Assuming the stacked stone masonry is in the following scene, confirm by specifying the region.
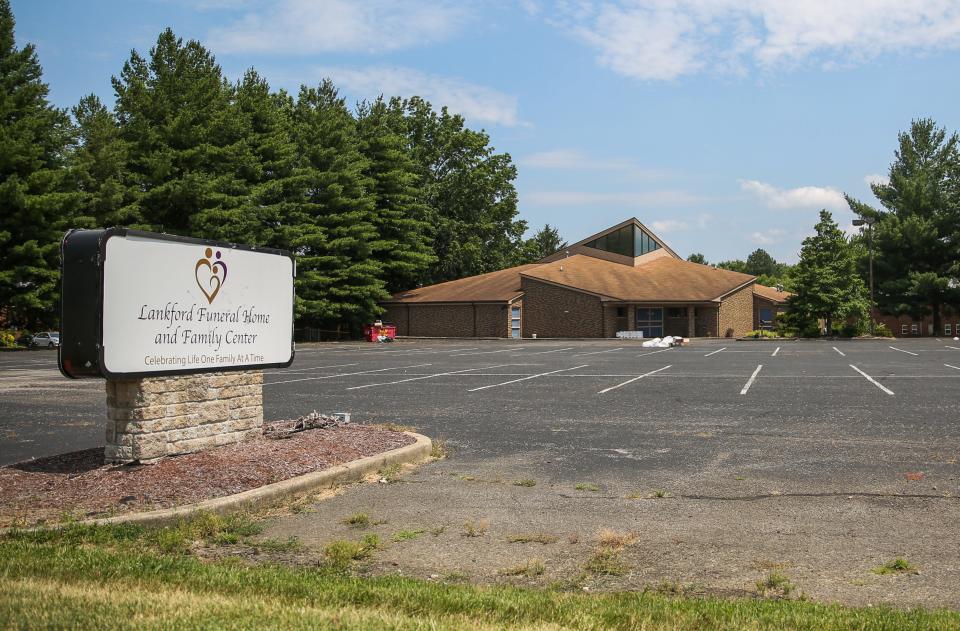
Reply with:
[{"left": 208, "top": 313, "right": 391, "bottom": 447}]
[{"left": 105, "top": 370, "right": 264, "bottom": 464}]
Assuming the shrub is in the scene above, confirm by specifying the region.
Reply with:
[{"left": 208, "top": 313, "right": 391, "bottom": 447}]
[
  {"left": 0, "top": 330, "right": 16, "bottom": 348},
  {"left": 874, "top": 322, "right": 894, "bottom": 337}
]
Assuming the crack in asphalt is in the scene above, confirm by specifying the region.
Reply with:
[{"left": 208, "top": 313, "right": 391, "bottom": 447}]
[{"left": 557, "top": 492, "right": 957, "bottom": 501}]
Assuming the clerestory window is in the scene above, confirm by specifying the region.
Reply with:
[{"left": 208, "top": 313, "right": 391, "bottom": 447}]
[{"left": 584, "top": 224, "right": 661, "bottom": 258}]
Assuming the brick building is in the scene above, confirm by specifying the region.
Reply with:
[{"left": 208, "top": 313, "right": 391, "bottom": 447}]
[{"left": 382, "top": 218, "right": 788, "bottom": 339}]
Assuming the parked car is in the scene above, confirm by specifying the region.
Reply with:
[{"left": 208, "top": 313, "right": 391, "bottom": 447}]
[{"left": 31, "top": 331, "right": 60, "bottom": 348}]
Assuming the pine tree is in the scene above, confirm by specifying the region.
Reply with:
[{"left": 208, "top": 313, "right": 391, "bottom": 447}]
[
  {"left": 517, "top": 224, "right": 567, "bottom": 262},
  {"left": 70, "top": 94, "right": 137, "bottom": 227},
  {"left": 289, "top": 81, "right": 386, "bottom": 332},
  {"left": 356, "top": 96, "right": 435, "bottom": 293},
  {"left": 845, "top": 119, "right": 960, "bottom": 331},
  {"left": 193, "top": 69, "right": 298, "bottom": 249},
  {"left": 789, "top": 210, "right": 869, "bottom": 334},
  {"left": 112, "top": 28, "right": 247, "bottom": 237},
  {"left": 0, "top": 0, "right": 80, "bottom": 327}
]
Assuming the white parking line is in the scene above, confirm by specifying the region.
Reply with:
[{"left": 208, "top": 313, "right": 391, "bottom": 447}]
[
  {"left": 946, "top": 364, "right": 960, "bottom": 371},
  {"left": 637, "top": 347, "right": 674, "bottom": 357},
  {"left": 889, "top": 346, "right": 919, "bottom": 356},
  {"left": 850, "top": 364, "right": 894, "bottom": 395},
  {"left": 947, "top": 346, "right": 960, "bottom": 351},
  {"left": 467, "top": 365, "right": 588, "bottom": 392},
  {"left": 451, "top": 348, "right": 526, "bottom": 357},
  {"left": 574, "top": 347, "right": 623, "bottom": 357},
  {"left": 346, "top": 363, "right": 515, "bottom": 390},
  {"left": 704, "top": 347, "right": 726, "bottom": 357},
  {"left": 832, "top": 346, "right": 846, "bottom": 357},
  {"left": 271, "top": 363, "right": 359, "bottom": 375},
  {"left": 597, "top": 365, "right": 672, "bottom": 394},
  {"left": 264, "top": 363, "right": 432, "bottom": 387},
  {"left": 740, "top": 364, "right": 763, "bottom": 395},
  {"left": 524, "top": 347, "right": 575, "bottom": 355},
  {"left": 771, "top": 346, "right": 780, "bottom": 357}
]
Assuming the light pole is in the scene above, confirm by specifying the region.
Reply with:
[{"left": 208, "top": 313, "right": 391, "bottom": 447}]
[{"left": 853, "top": 217, "right": 876, "bottom": 334}]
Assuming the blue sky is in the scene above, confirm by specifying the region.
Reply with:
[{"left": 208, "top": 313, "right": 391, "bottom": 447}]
[{"left": 12, "top": 0, "right": 960, "bottom": 263}]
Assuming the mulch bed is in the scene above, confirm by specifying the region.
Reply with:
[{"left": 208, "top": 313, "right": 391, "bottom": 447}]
[{"left": 0, "top": 424, "right": 414, "bottom": 527}]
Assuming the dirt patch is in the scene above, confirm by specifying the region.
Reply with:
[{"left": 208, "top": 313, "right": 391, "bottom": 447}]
[{"left": 0, "top": 424, "right": 413, "bottom": 527}]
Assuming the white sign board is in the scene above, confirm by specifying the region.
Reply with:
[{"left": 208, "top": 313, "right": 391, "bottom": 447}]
[{"left": 100, "top": 232, "right": 294, "bottom": 377}]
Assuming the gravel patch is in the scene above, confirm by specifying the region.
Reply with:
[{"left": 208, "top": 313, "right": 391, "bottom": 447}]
[{"left": 0, "top": 424, "right": 414, "bottom": 526}]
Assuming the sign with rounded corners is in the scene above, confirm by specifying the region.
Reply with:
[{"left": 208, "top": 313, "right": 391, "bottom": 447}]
[{"left": 60, "top": 228, "right": 295, "bottom": 379}]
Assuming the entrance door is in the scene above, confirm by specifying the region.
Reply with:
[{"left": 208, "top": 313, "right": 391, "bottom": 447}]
[
  {"left": 758, "top": 308, "right": 773, "bottom": 331},
  {"left": 635, "top": 307, "right": 663, "bottom": 338}
]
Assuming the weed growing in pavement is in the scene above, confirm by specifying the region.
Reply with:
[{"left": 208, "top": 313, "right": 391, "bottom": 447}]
[
  {"left": 506, "top": 533, "right": 558, "bottom": 544},
  {"left": 595, "top": 529, "right": 638, "bottom": 549},
  {"left": 323, "top": 534, "right": 380, "bottom": 571},
  {"left": 548, "top": 572, "right": 588, "bottom": 591},
  {"left": 584, "top": 548, "right": 628, "bottom": 576},
  {"left": 430, "top": 526, "right": 445, "bottom": 536},
  {"left": 252, "top": 537, "right": 303, "bottom": 553},
  {"left": 392, "top": 529, "right": 426, "bottom": 542},
  {"left": 575, "top": 483, "right": 600, "bottom": 492},
  {"left": 430, "top": 437, "right": 448, "bottom": 459},
  {"left": 378, "top": 463, "right": 403, "bottom": 483},
  {"left": 499, "top": 559, "right": 546, "bottom": 577},
  {"left": 872, "top": 558, "right": 918, "bottom": 575},
  {"left": 513, "top": 479, "right": 536, "bottom": 487},
  {"left": 343, "top": 513, "right": 386, "bottom": 528},
  {"left": 756, "top": 572, "right": 795, "bottom": 599},
  {"left": 462, "top": 519, "right": 489, "bottom": 537},
  {"left": 650, "top": 490, "right": 670, "bottom": 498}
]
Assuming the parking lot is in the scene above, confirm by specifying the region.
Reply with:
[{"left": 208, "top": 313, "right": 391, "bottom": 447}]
[
  {"left": 2, "top": 338, "right": 959, "bottom": 606},
  {"left": 3, "top": 338, "right": 960, "bottom": 484}
]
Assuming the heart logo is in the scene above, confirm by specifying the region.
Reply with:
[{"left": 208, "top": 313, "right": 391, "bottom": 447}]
[{"left": 195, "top": 248, "right": 228, "bottom": 304}]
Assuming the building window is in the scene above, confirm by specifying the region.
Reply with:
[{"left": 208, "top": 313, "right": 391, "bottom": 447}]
[
  {"left": 584, "top": 224, "right": 661, "bottom": 258},
  {"left": 616, "top": 307, "right": 626, "bottom": 317},
  {"left": 901, "top": 324, "right": 909, "bottom": 336},
  {"left": 666, "top": 307, "right": 685, "bottom": 318},
  {"left": 911, "top": 323, "right": 919, "bottom": 336},
  {"left": 511, "top": 306, "right": 521, "bottom": 339},
  {"left": 635, "top": 307, "right": 663, "bottom": 338},
  {"left": 946, "top": 323, "right": 952, "bottom": 336}
]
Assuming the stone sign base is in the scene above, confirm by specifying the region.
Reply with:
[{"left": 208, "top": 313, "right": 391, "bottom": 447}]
[{"left": 105, "top": 370, "right": 263, "bottom": 464}]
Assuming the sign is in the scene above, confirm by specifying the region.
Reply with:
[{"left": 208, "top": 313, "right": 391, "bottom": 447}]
[{"left": 60, "top": 229, "right": 295, "bottom": 378}]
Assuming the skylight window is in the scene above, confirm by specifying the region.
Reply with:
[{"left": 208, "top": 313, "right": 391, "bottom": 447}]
[{"left": 584, "top": 224, "right": 661, "bottom": 257}]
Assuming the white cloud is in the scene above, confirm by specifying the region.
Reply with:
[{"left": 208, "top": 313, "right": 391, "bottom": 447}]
[
  {"left": 549, "top": 1, "right": 960, "bottom": 80},
  {"left": 651, "top": 219, "right": 688, "bottom": 233},
  {"left": 318, "top": 66, "right": 520, "bottom": 127},
  {"left": 750, "top": 228, "right": 787, "bottom": 245},
  {"left": 864, "top": 173, "right": 890, "bottom": 187},
  {"left": 524, "top": 190, "right": 705, "bottom": 206},
  {"left": 520, "top": 149, "right": 671, "bottom": 178},
  {"left": 740, "top": 179, "right": 847, "bottom": 210},
  {"left": 208, "top": 0, "right": 468, "bottom": 54}
]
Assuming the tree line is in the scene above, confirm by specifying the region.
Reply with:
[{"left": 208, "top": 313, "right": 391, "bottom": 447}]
[{"left": 0, "top": 2, "right": 557, "bottom": 333}]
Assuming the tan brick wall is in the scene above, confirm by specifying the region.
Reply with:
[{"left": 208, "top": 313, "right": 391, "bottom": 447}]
[
  {"left": 407, "top": 304, "right": 474, "bottom": 337},
  {"left": 382, "top": 303, "right": 510, "bottom": 337},
  {"left": 382, "top": 305, "right": 409, "bottom": 335},
  {"left": 695, "top": 306, "right": 719, "bottom": 337},
  {"left": 105, "top": 370, "right": 263, "bottom": 464},
  {"left": 718, "top": 284, "right": 755, "bottom": 338},
  {"left": 520, "top": 278, "right": 604, "bottom": 338}
]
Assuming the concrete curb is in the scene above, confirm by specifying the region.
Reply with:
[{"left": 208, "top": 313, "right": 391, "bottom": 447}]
[{"left": 4, "top": 432, "right": 432, "bottom": 532}]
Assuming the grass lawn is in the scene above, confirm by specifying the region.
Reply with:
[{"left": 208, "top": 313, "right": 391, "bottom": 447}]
[{"left": 1, "top": 516, "right": 958, "bottom": 630}]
